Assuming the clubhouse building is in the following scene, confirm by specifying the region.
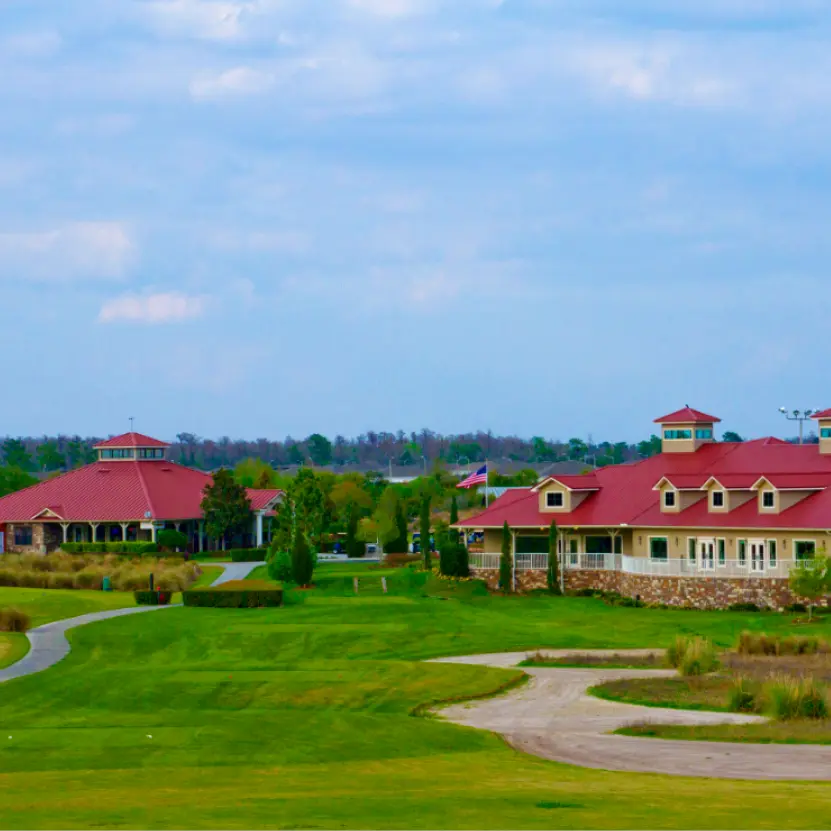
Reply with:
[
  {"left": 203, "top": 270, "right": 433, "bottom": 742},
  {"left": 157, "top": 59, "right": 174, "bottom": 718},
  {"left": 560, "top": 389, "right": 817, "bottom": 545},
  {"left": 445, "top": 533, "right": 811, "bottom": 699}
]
[
  {"left": 0, "top": 433, "right": 282, "bottom": 554},
  {"left": 457, "top": 407, "right": 831, "bottom": 609}
]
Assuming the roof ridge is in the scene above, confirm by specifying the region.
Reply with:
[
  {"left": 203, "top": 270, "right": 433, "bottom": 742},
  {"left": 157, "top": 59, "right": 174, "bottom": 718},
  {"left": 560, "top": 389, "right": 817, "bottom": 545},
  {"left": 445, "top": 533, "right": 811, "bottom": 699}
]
[{"left": 133, "top": 461, "right": 157, "bottom": 519}]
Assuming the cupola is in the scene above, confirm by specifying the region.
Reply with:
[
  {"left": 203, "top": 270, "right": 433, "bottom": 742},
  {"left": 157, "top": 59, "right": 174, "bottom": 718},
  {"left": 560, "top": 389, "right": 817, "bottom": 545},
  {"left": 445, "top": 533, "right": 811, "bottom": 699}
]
[
  {"left": 654, "top": 407, "right": 720, "bottom": 454},
  {"left": 93, "top": 432, "right": 169, "bottom": 462}
]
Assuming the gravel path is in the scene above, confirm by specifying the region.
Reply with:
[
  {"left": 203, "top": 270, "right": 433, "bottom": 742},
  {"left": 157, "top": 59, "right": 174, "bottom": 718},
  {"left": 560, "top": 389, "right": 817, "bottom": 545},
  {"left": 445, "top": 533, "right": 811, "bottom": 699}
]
[
  {"left": 0, "top": 561, "right": 260, "bottom": 684},
  {"left": 430, "top": 651, "right": 831, "bottom": 781}
]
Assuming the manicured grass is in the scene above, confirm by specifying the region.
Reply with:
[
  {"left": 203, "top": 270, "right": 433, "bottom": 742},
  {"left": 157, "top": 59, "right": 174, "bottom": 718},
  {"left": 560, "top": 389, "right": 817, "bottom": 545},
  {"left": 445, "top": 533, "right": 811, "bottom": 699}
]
[
  {"left": 617, "top": 721, "right": 831, "bottom": 744},
  {"left": 0, "top": 579, "right": 830, "bottom": 828},
  {"left": 0, "top": 633, "right": 29, "bottom": 670},
  {"left": 0, "top": 586, "right": 136, "bottom": 628}
]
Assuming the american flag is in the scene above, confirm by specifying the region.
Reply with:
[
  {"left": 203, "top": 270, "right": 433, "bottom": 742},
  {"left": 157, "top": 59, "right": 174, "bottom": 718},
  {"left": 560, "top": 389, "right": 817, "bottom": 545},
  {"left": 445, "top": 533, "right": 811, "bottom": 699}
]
[{"left": 457, "top": 464, "right": 487, "bottom": 489}]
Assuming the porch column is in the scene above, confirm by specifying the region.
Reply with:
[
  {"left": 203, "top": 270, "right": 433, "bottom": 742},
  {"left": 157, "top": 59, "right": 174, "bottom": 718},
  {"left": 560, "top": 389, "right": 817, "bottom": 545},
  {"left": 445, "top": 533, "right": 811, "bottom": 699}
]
[
  {"left": 89, "top": 522, "right": 99, "bottom": 543},
  {"left": 150, "top": 524, "right": 157, "bottom": 543},
  {"left": 174, "top": 522, "right": 181, "bottom": 531},
  {"left": 255, "top": 513, "right": 264, "bottom": 548},
  {"left": 60, "top": 523, "right": 69, "bottom": 544},
  {"left": 120, "top": 522, "right": 129, "bottom": 541}
]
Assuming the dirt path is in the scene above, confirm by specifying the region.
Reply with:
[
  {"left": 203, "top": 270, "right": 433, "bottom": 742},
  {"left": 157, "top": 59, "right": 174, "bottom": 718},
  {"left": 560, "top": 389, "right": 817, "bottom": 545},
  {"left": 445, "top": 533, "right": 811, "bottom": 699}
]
[{"left": 430, "top": 651, "right": 831, "bottom": 781}]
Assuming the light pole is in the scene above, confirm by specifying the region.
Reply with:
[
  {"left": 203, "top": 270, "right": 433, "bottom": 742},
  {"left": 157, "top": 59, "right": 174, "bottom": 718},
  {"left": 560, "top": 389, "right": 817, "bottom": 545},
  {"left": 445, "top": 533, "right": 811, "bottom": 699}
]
[
  {"left": 420, "top": 455, "right": 428, "bottom": 475},
  {"left": 779, "top": 408, "right": 818, "bottom": 445}
]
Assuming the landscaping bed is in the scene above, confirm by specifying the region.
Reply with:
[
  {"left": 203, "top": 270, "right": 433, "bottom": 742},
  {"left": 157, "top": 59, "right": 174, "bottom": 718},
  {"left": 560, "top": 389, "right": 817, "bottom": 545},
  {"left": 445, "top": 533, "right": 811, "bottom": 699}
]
[
  {"left": 521, "top": 651, "right": 665, "bottom": 669},
  {"left": 0, "top": 552, "right": 202, "bottom": 591}
]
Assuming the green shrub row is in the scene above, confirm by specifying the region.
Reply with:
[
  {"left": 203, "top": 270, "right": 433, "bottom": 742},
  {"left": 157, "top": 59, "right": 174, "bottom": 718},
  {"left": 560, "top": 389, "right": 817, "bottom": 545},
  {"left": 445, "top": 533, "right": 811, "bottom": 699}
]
[
  {"left": 183, "top": 579, "right": 282, "bottom": 608},
  {"left": 134, "top": 590, "right": 173, "bottom": 606},
  {"left": 61, "top": 542, "right": 160, "bottom": 555},
  {"left": 229, "top": 548, "right": 269, "bottom": 562}
]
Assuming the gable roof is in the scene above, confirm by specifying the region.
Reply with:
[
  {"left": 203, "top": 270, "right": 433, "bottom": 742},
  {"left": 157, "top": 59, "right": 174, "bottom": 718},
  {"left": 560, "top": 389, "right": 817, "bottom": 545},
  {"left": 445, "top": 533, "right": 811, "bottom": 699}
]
[
  {"left": 812, "top": 409, "right": 831, "bottom": 420},
  {"left": 533, "top": 473, "right": 600, "bottom": 492},
  {"left": 94, "top": 432, "right": 170, "bottom": 449},
  {"left": 654, "top": 407, "right": 721, "bottom": 425},
  {"left": 457, "top": 439, "right": 831, "bottom": 531},
  {"left": 0, "top": 460, "right": 282, "bottom": 523}
]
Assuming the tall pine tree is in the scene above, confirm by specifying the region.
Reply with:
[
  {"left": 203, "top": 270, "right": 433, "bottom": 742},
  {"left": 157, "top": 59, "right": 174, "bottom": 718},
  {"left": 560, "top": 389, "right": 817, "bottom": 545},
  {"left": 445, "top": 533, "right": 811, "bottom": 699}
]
[
  {"left": 500, "top": 521, "right": 513, "bottom": 592},
  {"left": 450, "top": 493, "right": 459, "bottom": 525},
  {"left": 420, "top": 493, "right": 432, "bottom": 570},
  {"left": 547, "top": 520, "right": 562, "bottom": 595},
  {"left": 200, "top": 469, "right": 252, "bottom": 550}
]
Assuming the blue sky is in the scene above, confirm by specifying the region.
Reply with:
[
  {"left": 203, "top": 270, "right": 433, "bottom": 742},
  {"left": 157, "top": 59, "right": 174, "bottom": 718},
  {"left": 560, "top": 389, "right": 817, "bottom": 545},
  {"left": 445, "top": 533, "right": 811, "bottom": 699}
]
[{"left": 2, "top": 0, "right": 831, "bottom": 444}]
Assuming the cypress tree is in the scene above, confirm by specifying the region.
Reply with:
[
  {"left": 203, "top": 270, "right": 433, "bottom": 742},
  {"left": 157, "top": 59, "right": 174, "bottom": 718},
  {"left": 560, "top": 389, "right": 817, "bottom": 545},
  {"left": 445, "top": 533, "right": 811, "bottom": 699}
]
[
  {"left": 499, "top": 521, "right": 512, "bottom": 592},
  {"left": 291, "top": 531, "right": 315, "bottom": 587},
  {"left": 420, "top": 493, "right": 432, "bottom": 571},
  {"left": 395, "top": 501, "right": 409, "bottom": 554},
  {"left": 547, "top": 520, "right": 562, "bottom": 595},
  {"left": 455, "top": 538, "right": 470, "bottom": 578},
  {"left": 450, "top": 493, "right": 459, "bottom": 526}
]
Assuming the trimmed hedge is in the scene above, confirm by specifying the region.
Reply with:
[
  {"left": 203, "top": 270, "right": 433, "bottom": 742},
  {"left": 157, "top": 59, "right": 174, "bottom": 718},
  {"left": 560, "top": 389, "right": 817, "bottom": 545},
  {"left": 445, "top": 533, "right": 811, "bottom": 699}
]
[
  {"left": 62, "top": 542, "right": 160, "bottom": 555},
  {"left": 134, "top": 590, "right": 173, "bottom": 605},
  {"left": 229, "top": 548, "right": 268, "bottom": 562},
  {"left": 183, "top": 579, "right": 282, "bottom": 608}
]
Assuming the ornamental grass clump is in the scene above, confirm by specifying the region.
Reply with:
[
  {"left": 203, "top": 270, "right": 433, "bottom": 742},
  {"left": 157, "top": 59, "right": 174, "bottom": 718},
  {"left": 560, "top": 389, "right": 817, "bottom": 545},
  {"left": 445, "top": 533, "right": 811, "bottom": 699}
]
[
  {"left": 764, "top": 676, "right": 830, "bottom": 720},
  {"left": 0, "top": 607, "right": 30, "bottom": 632},
  {"left": 737, "top": 630, "right": 827, "bottom": 656},
  {"left": 727, "top": 676, "right": 757, "bottom": 713},
  {"left": 666, "top": 635, "right": 692, "bottom": 669},
  {"left": 679, "top": 637, "right": 719, "bottom": 677}
]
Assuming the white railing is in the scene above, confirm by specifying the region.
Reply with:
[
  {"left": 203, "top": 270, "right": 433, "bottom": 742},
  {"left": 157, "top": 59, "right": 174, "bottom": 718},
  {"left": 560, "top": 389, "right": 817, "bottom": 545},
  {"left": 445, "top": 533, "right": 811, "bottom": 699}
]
[
  {"left": 470, "top": 551, "right": 807, "bottom": 578},
  {"left": 621, "top": 555, "right": 801, "bottom": 579}
]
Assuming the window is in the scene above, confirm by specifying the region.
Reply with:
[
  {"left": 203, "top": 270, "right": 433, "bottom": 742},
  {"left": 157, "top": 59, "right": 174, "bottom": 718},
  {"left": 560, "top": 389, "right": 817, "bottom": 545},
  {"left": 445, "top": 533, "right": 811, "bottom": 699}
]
[
  {"left": 768, "top": 539, "right": 777, "bottom": 566},
  {"left": 546, "top": 491, "right": 564, "bottom": 508},
  {"left": 664, "top": 429, "right": 692, "bottom": 440},
  {"left": 138, "top": 448, "right": 165, "bottom": 459},
  {"left": 516, "top": 536, "right": 548, "bottom": 554},
  {"left": 663, "top": 490, "right": 676, "bottom": 508},
  {"left": 695, "top": 428, "right": 713, "bottom": 440},
  {"left": 13, "top": 526, "right": 33, "bottom": 546},
  {"left": 712, "top": 491, "right": 725, "bottom": 508},
  {"left": 762, "top": 491, "right": 775, "bottom": 509},
  {"left": 822, "top": 428, "right": 831, "bottom": 439},
  {"left": 717, "top": 538, "right": 726, "bottom": 565},
  {"left": 650, "top": 537, "right": 668, "bottom": 561},
  {"left": 614, "top": 536, "right": 623, "bottom": 554},
  {"left": 100, "top": 448, "right": 135, "bottom": 460},
  {"left": 795, "top": 540, "right": 816, "bottom": 562},
  {"left": 568, "top": 537, "right": 578, "bottom": 566},
  {"left": 738, "top": 539, "right": 747, "bottom": 565},
  {"left": 688, "top": 538, "right": 696, "bottom": 562}
]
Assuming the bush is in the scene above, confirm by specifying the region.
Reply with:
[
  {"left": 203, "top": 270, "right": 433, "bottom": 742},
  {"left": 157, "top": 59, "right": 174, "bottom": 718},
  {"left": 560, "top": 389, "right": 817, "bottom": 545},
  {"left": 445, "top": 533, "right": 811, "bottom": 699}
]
[
  {"left": 183, "top": 579, "right": 283, "bottom": 608},
  {"left": 267, "top": 549, "right": 292, "bottom": 582},
  {"left": 134, "top": 590, "right": 173, "bottom": 606},
  {"left": 157, "top": 529, "right": 188, "bottom": 551},
  {"left": 229, "top": 548, "right": 268, "bottom": 562},
  {"left": 679, "top": 637, "right": 719, "bottom": 677},
  {"left": 784, "top": 602, "right": 808, "bottom": 614},
  {"left": 0, "top": 607, "right": 31, "bottom": 632},
  {"left": 61, "top": 542, "right": 159, "bottom": 555},
  {"left": 728, "top": 602, "right": 760, "bottom": 612},
  {"left": 764, "top": 676, "right": 829, "bottom": 720},
  {"left": 727, "top": 676, "right": 756, "bottom": 713}
]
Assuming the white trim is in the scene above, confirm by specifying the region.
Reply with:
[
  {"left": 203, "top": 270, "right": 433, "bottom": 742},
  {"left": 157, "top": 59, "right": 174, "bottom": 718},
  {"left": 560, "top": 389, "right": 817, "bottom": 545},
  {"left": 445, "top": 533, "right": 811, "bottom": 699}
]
[
  {"left": 710, "top": 490, "right": 726, "bottom": 509},
  {"left": 663, "top": 489, "right": 677, "bottom": 509},
  {"left": 546, "top": 491, "right": 564, "bottom": 508},
  {"left": 532, "top": 476, "right": 599, "bottom": 493}
]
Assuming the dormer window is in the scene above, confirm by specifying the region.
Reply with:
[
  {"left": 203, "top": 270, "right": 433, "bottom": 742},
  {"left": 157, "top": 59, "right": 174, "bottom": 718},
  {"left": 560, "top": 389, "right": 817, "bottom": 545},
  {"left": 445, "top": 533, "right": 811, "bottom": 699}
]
[
  {"left": 712, "top": 491, "right": 724, "bottom": 508},
  {"left": 546, "top": 492, "right": 564, "bottom": 508},
  {"left": 663, "top": 429, "right": 692, "bottom": 440},
  {"left": 664, "top": 491, "right": 676, "bottom": 508},
  {"left": 762, "top": 491, "right": 775, "bottom": 509}
]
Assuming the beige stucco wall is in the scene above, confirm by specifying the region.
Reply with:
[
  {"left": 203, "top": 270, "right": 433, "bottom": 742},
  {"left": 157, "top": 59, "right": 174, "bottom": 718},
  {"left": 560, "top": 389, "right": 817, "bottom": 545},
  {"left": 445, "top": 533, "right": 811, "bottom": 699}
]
[
  {"left": 661, "top": 421, "right": 715, "bottom": 454},
  {"left": 538, "top": 481, "right": 570, "bottom": 513}
]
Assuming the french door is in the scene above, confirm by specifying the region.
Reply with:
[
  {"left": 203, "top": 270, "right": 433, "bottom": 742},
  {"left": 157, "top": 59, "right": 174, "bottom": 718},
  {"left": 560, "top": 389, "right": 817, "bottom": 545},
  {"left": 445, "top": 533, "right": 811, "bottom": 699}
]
[
  {"left": 697, "top": 539, "right": 715, "bottom": 571},
  {"left": 749, "top": 539, "right": 766, "bottom": 572}
]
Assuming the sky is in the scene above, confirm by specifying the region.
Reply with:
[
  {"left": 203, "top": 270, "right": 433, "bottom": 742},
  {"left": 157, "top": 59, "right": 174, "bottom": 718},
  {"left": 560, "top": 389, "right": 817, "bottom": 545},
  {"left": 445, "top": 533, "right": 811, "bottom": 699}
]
[{"left": 2, "top": 0, "right": 831, "bottom": 444}]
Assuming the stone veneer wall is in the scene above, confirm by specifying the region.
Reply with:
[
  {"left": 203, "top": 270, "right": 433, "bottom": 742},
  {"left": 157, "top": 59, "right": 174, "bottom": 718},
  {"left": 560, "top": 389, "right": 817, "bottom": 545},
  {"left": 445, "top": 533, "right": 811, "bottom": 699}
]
[
  {"left": 470, "top": 567, "right": 824, "bottom": 611},
  {"left": 4, "top": 523, "right": 46, "bottom": 554}
]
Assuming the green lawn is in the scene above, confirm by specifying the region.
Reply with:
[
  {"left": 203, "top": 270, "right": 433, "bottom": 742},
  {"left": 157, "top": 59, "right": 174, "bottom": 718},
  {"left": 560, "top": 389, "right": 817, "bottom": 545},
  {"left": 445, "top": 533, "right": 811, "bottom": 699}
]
[
  {"left": 0, "top": 570, "right": 829, "bottom": 828},
  {"left": 0, "top": 586, "right": 137, "bottom": 628},
  {"left": 0, "top": 633, "right": 29, "bottom": 670}
]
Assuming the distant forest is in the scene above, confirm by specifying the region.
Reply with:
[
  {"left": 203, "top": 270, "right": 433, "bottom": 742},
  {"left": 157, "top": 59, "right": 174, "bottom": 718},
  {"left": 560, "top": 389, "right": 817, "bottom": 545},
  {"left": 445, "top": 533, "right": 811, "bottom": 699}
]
[{"left": 0, "top": 426, "right": 791, "bottom": 474}]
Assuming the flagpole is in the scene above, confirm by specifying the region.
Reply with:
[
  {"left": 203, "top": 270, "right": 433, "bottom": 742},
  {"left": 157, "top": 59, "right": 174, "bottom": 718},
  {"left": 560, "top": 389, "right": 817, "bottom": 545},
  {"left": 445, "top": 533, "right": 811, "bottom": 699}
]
[{"left": 485, "top": 460, "right": 489, "bottom": 508}]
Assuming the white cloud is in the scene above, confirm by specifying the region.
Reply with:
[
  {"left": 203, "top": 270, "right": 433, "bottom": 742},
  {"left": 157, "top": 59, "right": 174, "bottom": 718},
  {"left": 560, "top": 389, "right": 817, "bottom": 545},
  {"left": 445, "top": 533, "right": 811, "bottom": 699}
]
[
  {"left": 345, "top": 0, "right": 437, "bottom": 17},
  {"left": 0, "top": 222, "right": 134, "bottom": 281},
  {"left": 98, "top": 291, "right": 207, "bottom": 324},
  {"left": 189, "top": 66, "right": 275, "bottom": 99},
  {"left": 140, "top": 0, "right": 253, "bottom": 40}
]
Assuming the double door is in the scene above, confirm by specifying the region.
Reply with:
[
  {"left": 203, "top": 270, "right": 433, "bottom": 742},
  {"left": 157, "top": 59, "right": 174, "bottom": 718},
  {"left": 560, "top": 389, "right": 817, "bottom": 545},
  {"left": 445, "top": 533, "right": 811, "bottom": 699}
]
[
  {"left": 748, "top": 539, "right": 766, "bottom": 572},
  {"left": 697, "top": 539, "right": 716, "bottom": 570}
]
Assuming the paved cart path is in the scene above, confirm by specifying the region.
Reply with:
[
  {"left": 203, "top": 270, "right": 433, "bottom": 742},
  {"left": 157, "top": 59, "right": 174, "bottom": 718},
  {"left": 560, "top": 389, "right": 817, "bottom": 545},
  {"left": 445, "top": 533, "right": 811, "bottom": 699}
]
[
  {"left": 430, "top": 651, "right": 831, "bottom": 781},
  {"left": 0, "top": 561, "right": 260, "bottom": 684}
]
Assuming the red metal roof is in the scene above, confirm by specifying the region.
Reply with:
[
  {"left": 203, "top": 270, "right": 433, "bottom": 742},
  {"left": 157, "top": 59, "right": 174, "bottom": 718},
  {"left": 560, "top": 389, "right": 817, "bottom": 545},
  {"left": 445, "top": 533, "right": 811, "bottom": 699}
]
[
  {"left": 535, "top": 473, "right": 600, "bottom": 491},
  {"left": 811, "top": 409, "right": 831, "bottom": 420},
  {"left": 94, "top": 432, "right": 170, "bottom": 449},
  {"left": 654, "top": 407, "right": 721, "bottom": 424},
  {"left": 459, "top": 439, "right": 831, "bottom": 530},
  {"left": 0, "top": 460, "right": 282, "bottom": 522}
]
